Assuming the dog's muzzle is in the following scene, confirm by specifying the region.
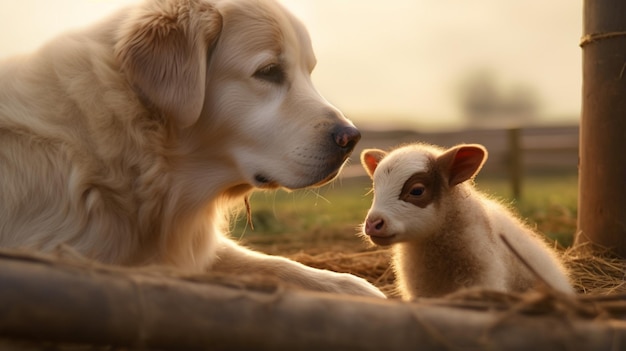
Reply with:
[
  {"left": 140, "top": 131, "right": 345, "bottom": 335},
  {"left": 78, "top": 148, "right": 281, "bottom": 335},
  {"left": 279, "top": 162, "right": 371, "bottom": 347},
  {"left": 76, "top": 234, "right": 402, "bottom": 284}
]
[{"left": 252, "top": 124, "right": 361, "bottom": 190}]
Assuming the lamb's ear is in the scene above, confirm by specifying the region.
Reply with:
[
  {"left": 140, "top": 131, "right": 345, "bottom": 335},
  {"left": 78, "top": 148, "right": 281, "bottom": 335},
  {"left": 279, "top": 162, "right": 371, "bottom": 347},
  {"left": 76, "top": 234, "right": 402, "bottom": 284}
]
[
  {"left": 361, "top": 149, "right": 387, "bottom": 179},
  {"left": 115, "top": 0, "right": 222, "bottom": 128},
  {"left": 437, "top": 144, "right": 488, "bottom": 186}
]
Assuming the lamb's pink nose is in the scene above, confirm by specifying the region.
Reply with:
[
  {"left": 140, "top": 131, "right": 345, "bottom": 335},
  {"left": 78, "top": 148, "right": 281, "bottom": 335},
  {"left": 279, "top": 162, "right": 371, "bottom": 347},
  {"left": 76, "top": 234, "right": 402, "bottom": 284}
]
[{"left": 365, "top": 217, "right": 386, "bottom": 236}]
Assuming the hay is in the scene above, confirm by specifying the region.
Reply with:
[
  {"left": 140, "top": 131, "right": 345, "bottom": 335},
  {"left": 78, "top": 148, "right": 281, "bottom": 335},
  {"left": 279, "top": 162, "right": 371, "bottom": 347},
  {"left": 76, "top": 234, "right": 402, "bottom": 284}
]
[
  {"left": 288, "top": 244, "right": 626, "bottom": 298},
  {"left": 288, "top": 249, "right": 399, "bottom": 297},
  {"left": 563, "top": 245, "right": 626, "bottom": 295}
]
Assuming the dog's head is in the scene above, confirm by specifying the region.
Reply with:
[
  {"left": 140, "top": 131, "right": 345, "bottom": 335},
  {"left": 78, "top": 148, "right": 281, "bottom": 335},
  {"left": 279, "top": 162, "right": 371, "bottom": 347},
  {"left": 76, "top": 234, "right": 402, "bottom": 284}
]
[{"left": 115, "top": 0, "right": 359, "bottom": 191}]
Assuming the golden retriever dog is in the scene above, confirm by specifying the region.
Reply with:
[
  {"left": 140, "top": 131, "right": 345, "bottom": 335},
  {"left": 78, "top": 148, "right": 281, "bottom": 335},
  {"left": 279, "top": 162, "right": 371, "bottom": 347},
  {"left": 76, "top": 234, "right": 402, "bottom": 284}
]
[{"left": 0, "top": 0, "right": 385, "bottom": 298}]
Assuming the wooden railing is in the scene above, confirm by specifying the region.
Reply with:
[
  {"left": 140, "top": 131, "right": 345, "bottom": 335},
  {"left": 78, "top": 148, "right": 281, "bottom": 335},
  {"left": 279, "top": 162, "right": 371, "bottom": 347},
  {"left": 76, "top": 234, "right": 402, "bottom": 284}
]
[{"left": 344, "top": 125, "right": 580, "bottom": 199}]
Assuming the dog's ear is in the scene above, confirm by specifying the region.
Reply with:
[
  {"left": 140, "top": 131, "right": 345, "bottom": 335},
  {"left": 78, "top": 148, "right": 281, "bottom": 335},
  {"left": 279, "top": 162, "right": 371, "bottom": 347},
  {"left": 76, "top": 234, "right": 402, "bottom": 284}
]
[{"left": 115, "top": 0, "right": 222, "bottom": 128}]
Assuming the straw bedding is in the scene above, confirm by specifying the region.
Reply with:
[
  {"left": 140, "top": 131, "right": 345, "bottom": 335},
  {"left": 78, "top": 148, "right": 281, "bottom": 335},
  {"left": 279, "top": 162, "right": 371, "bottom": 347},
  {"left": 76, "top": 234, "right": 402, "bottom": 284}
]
[
  {"left": 286, "top": 244, "right": 626, "bottom": 298},
  {"left": 284, "top": 243, "right": 626, "bottom": 322}
]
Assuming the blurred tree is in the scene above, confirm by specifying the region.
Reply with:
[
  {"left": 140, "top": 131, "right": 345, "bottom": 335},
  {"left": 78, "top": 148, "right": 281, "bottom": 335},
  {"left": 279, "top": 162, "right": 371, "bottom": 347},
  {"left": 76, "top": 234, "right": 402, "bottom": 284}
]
[
  {"left": 456, "top": 70, "right": 540, "bottom": 126},
  {"left": 457, "top": 70, "right": 499, "bottom": 120},
  {"left": 503, "top": 84, "right": 540, "bottom": 120}
]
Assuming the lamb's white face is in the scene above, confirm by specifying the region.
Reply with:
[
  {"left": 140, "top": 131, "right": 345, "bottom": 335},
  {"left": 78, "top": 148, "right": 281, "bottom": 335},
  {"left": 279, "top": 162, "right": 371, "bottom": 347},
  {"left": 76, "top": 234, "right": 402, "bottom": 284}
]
[
  {"left": 360, "top": 143, "right": 488, "bottom": 246},
  {"left": 362, "top": 145, "right": 446, "bottom": 246}
]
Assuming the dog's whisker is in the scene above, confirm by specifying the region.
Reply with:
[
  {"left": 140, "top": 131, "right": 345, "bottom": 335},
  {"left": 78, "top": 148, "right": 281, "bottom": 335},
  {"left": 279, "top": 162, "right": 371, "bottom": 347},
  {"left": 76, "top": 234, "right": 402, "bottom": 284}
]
[
  {"left": 244, "top": 196, "right": 254, "bottom": 231},
  {"left": 307, "top": 188, "right": 331, "bottom": 206}
]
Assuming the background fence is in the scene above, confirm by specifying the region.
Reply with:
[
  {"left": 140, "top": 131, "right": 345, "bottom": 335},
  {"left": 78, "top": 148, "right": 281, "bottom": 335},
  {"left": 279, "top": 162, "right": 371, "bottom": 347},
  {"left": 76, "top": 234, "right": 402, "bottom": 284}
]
[{"left": 344, "top": 124, "right": 580, "bottom": 199}]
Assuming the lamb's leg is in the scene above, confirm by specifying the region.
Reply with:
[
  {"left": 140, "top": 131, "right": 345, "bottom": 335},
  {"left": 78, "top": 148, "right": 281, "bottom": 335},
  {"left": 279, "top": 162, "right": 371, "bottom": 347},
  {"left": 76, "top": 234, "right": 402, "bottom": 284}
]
[
  {"left": 523, "top": 253, "right": 574, "bottom": 294},
  {"left": 211, "top": 237, "right": 386, "bottom": 298},
  {"left": 500, "top": 233, "right": 574, "bottom": 294}
]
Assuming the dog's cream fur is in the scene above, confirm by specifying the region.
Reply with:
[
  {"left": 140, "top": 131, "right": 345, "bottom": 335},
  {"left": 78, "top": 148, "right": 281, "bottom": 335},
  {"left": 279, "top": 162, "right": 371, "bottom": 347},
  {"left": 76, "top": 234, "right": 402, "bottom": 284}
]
[{"left": 0, "top": 0, "right": 385, "bottom": 298}]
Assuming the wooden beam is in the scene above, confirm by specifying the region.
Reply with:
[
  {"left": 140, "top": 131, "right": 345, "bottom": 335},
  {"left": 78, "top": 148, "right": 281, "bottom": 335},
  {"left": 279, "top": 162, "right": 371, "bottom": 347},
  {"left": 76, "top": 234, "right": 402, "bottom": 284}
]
[{"left": 0, "top": 251, "right": 624, "bottom": 350}]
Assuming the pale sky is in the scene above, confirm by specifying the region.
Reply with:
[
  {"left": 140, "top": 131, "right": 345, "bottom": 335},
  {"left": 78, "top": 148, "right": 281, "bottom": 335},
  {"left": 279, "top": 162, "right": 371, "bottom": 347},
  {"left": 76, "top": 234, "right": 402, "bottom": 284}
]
[{"left": 0, "top": 0, "right": 583, "bottom": 130}]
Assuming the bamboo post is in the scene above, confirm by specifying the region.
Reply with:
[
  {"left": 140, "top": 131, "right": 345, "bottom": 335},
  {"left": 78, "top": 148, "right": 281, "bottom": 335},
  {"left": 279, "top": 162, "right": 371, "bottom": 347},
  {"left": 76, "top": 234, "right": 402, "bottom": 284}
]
[{"left": 577, "top": 1, "right": 626, "bottom": 257}]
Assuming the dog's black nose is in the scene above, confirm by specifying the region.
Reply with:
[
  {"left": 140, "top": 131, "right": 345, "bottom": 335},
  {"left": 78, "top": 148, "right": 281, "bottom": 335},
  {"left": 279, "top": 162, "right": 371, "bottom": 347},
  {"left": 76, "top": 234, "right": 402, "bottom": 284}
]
[{"left": 332, "top": 125, "right": 361, "bottom": 151}]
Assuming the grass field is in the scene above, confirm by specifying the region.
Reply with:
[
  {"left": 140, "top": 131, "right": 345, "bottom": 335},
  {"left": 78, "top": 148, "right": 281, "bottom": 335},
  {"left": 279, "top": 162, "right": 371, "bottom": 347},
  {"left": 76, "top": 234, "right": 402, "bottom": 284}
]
[{"left": 232, "top": 173, "right": 579, "bottom": 254}]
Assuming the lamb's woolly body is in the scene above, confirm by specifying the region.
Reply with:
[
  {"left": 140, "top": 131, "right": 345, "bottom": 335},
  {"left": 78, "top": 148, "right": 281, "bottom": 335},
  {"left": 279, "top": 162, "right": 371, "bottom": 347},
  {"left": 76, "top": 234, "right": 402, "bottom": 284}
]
[
  {"left": 361, "top": 143, "right": 573, "bottom": 299},
  {"left": 393, "top": 188, "right": 568, "bottom": 298}
]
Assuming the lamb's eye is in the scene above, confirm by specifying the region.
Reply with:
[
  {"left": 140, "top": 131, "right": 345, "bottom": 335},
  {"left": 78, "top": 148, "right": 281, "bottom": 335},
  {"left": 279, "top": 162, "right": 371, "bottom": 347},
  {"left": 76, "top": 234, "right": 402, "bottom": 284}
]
[
  {"left": 409, "top": 185, "right": 425, "bottom": 196},
  {"left": 253, "top": 63, "right": 286, "bottom": 84}
]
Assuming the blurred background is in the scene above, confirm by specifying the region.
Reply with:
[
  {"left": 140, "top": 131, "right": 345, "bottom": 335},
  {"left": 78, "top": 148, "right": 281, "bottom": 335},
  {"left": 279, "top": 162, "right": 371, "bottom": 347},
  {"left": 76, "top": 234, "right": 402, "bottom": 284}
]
[
  {"left": 0, "top": 0, "right": 582, "bottom": 130},
  {"left": 0, "top": 0, "right": 582, "bottom": 248}
]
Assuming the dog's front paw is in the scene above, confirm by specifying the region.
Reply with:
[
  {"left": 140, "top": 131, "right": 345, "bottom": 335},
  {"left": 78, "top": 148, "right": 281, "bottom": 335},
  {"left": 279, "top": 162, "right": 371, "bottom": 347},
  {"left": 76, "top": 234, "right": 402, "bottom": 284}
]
[{"left": 321, "top": 271, "right": 386, "bottom": 298}]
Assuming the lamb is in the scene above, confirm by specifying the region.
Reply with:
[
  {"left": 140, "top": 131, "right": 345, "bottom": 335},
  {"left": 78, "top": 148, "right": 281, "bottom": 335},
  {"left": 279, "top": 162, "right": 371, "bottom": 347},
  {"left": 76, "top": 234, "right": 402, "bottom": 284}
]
[{"left": 360, "top": 142, "right": 573, "bottom": 299}]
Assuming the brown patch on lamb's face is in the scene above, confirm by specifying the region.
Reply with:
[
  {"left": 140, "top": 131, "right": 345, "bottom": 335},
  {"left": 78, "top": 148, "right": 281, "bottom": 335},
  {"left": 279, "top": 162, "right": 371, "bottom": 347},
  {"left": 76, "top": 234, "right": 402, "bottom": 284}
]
[{"left": 398, "top": 159, "right": 444, "bottom": 208}]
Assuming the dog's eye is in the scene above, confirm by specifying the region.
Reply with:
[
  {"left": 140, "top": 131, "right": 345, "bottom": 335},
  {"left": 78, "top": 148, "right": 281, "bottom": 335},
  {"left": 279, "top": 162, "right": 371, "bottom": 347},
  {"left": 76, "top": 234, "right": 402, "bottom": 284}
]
[{"left": 254, "top": 63, "right": 286, "bottom": 84}]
